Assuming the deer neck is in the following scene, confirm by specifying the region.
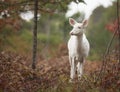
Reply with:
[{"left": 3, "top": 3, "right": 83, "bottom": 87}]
[
  {"left": 73, "top": 33, "right": 84, "bottom": 43},
  {"left": 70, "top": 33, "right": 84, "bottom": 50}
]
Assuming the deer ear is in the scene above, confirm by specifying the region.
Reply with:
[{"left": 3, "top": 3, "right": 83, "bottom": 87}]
[
  {"left": 83, "top": 20, "right": 88, "bottom": 27},
  {"left": 69, "top": 18, "right": 76, "bottom": 26}
]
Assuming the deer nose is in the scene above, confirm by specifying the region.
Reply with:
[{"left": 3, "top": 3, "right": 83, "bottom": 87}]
[{"left": 70, "top": 31, "right": 74, "bottom": 35}]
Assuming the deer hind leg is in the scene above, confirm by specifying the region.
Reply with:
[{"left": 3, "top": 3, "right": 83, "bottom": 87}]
[{"left": 77, "top": 57, "right": 84, "bottom": 80}]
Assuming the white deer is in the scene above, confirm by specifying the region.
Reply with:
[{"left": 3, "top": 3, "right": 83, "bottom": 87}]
[{"left": 68, "top": 18, "right": 90, "bottom": 82}]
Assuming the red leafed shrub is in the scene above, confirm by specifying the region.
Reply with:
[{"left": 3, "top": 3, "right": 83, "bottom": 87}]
[
  {"left": 0, "top": 18, "right": 22, "bottom": 31},
  {"left": 106, "top": 18, "right": 120, "bottom": 36},
  {"left": 0, "top": 51, "right": 70, "bottom": 92},
  {"left": 0, "top": 51, "right": 119, "bottom": 92},
  {"left": 0, "top": 51, "right": 52, "bottom": 92}
]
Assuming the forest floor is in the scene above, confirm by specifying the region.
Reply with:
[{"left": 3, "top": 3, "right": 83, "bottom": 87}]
[{"left": 0, "top": 51, "right": 119, "bottom": 92}]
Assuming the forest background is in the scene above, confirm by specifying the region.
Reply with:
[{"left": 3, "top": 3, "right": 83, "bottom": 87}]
[
  {"left": 0, "top": 0, "right": 120, "bottom": 92},
  {"left": 0, "top": 0, "right": 117, "bottom": 60}
]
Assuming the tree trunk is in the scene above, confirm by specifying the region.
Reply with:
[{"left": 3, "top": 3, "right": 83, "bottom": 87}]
[
  {"left": 32, "top": 0, "right": 38, "bottom": 69},
  {"left": 117, "top": 0, "right": 120, "bottom": 63}
]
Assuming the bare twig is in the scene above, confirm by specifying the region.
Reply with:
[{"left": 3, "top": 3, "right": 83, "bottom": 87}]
[
  {"left": 96, "top": 0, "right": 120, "bottom": 82},
  {"left": 117, "top": 0, "right": 120, "bottom": 64}
]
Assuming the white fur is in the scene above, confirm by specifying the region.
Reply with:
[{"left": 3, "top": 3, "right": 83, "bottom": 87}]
[{"left": 68, "top": 18, "right": 90, "bottom": 81}]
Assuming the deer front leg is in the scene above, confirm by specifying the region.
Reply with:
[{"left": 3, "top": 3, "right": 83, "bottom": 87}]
[
  {"left": 69, "top": 56, "right": 72, "bottom": 66},
  {"left": 69, "top": 57, "right": 76, "bottom": 82}
]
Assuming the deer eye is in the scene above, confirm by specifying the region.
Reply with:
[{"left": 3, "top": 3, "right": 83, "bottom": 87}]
[{"left": 78, "top": 26, "right": 81, "bottom": 29}]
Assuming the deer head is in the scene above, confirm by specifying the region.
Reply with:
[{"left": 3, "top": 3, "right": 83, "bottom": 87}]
[{"left": 69, "top": 18, "right": 88, "bottom": 36}]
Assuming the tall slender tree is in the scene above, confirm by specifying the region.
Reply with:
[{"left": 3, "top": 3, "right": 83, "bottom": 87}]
[{"left": 32, "top": 0, "right": 38, "bottom": 69}]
